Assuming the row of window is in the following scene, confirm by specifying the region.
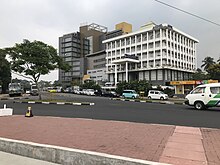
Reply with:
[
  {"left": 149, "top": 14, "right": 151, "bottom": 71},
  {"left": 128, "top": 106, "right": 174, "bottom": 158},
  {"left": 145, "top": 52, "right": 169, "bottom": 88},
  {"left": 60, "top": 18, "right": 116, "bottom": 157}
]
[
  {"left": 107, "top": 41, "right": 195, "bottom": 51},
  {"left": 94, "top": 64, "right": 106, "bottom": 69},
  {"left": 107, "top": 61, "right": 195, "bottom": 71},
  {"left": 88, "top": 69, "right": 104, "bottom": 74},
  {"left": 93, "top": 58, "right": 106, "bottom": 63},
  {"left": 106, "top": 31, "right": 195, "bottom": 49},
  {"left": 107, "top": 47, "right": 195, "bottom": 57}
]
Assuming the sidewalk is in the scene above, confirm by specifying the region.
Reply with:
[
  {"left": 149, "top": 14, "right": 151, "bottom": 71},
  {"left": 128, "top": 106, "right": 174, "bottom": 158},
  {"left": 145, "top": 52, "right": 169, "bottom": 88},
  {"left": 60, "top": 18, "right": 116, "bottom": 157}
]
[
  {"left": 0, "top": 151, "right": 58, "bottom": 165},
  {"left": 0, "top": 115, "right": 219, "bottom": 165}
]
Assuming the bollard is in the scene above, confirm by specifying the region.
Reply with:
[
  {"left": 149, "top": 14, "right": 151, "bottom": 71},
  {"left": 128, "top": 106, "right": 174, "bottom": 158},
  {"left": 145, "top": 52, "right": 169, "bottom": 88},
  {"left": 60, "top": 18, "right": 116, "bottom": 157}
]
[{"left": 25, "top": 106, "right": 33, "bottom": 117}]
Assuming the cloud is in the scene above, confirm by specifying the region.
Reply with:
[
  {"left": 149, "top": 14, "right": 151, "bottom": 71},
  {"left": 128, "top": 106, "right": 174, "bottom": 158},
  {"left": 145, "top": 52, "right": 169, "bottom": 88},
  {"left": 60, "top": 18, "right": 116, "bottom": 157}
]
[{"left": 1, "top": 0, "right": 220, "bottom": 81}]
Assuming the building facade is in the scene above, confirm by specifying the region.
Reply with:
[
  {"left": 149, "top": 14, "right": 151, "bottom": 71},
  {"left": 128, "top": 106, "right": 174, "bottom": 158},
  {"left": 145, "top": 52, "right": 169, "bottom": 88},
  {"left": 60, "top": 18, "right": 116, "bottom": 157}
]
[
  {"left": 86, "top": 50, "right": 107, "bottom": 85},
  {"left": 103, "top": 22, "right": 199, "bottom": 86},
  {"left": 59, "top": 23, "right": 107, "bottom": 87},
  {"left": 59, "top": 32, "right": 89, "bottom": 87}
]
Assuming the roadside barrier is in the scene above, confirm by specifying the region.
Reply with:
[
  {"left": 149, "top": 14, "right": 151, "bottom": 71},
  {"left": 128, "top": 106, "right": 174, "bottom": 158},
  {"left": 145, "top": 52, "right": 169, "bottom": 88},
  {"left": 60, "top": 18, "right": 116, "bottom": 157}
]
[{"left": 25, "top": 107, "right": 33, "bottom": 117}]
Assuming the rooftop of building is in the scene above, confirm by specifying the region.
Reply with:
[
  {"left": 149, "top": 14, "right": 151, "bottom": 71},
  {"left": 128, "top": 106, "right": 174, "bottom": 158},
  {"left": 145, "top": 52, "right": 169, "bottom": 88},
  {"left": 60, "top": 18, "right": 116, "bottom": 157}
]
[
  {"left": 80, "top": 23, "right": 108, "bottom": 33},
  {"left": 103, "top": 21, "right": 199, "bottom": 43}
]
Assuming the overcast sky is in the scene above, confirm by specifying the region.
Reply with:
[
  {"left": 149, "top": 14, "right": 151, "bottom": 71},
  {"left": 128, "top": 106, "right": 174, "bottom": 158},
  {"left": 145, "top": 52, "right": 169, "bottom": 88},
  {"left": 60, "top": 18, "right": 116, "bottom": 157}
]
[{"left": 1, "top": 0, "right": 220, "bottom": 82}]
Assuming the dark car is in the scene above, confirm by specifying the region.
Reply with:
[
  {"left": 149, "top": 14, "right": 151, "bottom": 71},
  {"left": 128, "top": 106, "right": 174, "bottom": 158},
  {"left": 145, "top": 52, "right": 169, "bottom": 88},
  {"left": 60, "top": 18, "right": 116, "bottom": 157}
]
[{"left": 102, "top": 91, "right": 119, "bottom": 98}]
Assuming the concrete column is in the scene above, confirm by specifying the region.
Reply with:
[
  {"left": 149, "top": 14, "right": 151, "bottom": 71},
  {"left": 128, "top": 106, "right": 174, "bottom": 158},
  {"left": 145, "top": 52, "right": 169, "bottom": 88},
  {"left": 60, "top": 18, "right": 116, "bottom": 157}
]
[
  {"left": 115, "top": 65, "right": 117, "bottom": 86},
  {"left": 125, "top": 62, "right": 128, "bottom": 82}
]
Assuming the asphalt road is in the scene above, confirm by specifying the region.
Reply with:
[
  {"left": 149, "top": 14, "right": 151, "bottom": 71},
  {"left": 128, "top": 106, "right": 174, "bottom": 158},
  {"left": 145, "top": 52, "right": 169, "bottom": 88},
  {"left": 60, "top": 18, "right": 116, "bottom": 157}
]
[{"left": 1, "top": 93, "right": 220, "bottom": 128}]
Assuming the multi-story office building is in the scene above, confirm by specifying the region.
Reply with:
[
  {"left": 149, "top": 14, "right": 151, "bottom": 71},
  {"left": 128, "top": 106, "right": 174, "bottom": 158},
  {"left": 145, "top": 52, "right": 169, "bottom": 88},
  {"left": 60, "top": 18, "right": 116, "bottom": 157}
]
[
  {"left": 103, "top": 22, "right": 199, "bottom": 86},
  {"left": 86, "top": 50, "right": 107, "bottom": 85},
  {"left": 59, "top": 23, "right": 107, "bottom": 87},
  {"left": 59, "top": 32, "right": 89, "bottom": 87}
]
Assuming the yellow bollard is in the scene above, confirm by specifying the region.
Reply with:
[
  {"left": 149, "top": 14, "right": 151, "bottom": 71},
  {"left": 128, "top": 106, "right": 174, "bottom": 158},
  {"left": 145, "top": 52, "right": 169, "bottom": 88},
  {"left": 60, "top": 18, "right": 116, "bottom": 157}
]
[{"left": 25, "top": 106, "right": 33, "bottom": 117}]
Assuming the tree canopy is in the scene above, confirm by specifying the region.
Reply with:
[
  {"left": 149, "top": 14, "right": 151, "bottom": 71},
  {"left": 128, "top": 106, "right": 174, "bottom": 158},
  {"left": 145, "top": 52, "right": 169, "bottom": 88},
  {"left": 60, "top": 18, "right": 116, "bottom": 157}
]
[
  {"left": 206, "top": 63, "right": 220, "bottom": 81},
  {"left": 0, "top": 49, "right": 11, "bottom": 93},
  {"left": 5, "top": 39, "right": 70, "bottom": 99},
  {"left": 201, "top": 56, "right": 215, "bottom": 71},
  {"left": 195, "top": 56, "right": 220, "bottom": 81},
  {"left": 192, "top": 68, "right": 210, "bottom": 80}
]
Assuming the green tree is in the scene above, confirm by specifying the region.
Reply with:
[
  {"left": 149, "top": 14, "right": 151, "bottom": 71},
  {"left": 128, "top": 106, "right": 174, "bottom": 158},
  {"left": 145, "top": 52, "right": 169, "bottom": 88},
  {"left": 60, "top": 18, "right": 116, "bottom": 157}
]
[
  {"left": 53, "top": 80, "right": 62, "bottom": 87},
  {"left": 71, "top": 79, "right": 81, "bottom": 87},
  {"left": 217, "top": 57, "right": 220, "bottom": 64},
  {"left": 0, "top": 49, "right": 11, "bottom": 93},
  {"left": 5, "top": 39, "right": 70, "bottom": 99},
  {"left": 201, "top": 56, "right": 215, "bottom": 71},
  {"left": 192, "top": 68, "right": 210, "bottom": 80},
  {"left": 80, "top": 80, "right": 101, "bottom": 90},
  {"left": 116, "top": 80, "right": 151, "bottom": 96},
  {"left": 206, "top": 63, "right": 220, "bottom": 81}
]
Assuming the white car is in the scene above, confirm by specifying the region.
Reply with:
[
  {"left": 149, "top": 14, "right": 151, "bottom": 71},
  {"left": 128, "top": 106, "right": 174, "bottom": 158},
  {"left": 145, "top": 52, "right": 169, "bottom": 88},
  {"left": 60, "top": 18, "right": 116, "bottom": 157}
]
[
  {"left": 148, "top": 90, "right": 168, "bottom": 100},
  {"left": 86, "top": 89, "right": 95, "bottom": 96}
]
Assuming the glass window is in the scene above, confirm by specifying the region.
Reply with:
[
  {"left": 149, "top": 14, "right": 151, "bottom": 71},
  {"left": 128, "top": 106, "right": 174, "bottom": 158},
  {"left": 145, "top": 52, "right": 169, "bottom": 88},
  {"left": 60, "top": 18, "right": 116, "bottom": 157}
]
[
  {"left": 191, "top": 87, "right": 205, "bottom": 94},
  {"left": 210, "top": 87, "right": 220, "bottom": 94}
]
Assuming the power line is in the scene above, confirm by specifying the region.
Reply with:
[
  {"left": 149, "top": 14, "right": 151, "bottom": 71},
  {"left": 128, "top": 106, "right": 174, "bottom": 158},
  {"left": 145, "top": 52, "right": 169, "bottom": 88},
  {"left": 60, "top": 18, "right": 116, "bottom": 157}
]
[{"left": 155, "top": 0, "right": 220, "bottom": 27}]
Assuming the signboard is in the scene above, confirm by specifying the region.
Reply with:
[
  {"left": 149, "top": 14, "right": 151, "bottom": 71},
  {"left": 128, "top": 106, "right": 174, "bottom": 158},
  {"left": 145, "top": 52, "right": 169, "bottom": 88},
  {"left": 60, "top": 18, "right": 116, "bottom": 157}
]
[
  {"left": 170, "top": 81, "right": 195, "bottom": 85},
  {"left": 170, "top": 80, "right": 218, "bottom": 85}
]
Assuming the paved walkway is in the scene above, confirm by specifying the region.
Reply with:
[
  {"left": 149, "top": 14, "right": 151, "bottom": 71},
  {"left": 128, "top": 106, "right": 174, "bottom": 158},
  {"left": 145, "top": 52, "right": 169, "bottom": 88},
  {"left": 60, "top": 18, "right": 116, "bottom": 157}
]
[
  {"left": 0, "top": 115, "right": 219, "bottom": 165},
  {"left": 0, "top": 151, "right": 59, "bottom": 165}
]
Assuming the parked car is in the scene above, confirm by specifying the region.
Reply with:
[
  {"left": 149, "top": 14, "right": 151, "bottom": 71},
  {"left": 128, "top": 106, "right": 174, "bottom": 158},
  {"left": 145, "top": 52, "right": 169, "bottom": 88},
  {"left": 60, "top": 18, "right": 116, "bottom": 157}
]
[
  {"left": 148, "top": 90, "right": 168, "bottom": 100},
  {"left": 8, "top": 83, "right": 23, "bottom": 97},
  {"left": 64, "top": 87, "right": 72, "bottom": 93},
  {"left": 122, "top": 90, "right": 139, "bottom": 99},
  {"left": 102, "top": 91, "right": 119, "bottom": 97},
  {"left": 30, "top": 84, "right": 39, "bottom": 96},
  {"left": 185, "top": 83, "right": 220, "bottom": 110},
  {"left": 86, "top": 89, "right": 95, "bottom": 96}
]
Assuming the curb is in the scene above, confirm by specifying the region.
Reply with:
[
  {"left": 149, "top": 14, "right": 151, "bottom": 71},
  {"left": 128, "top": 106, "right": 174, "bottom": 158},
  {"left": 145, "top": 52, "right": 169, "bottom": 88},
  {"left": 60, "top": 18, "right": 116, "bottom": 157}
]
[
  {"left": 0, "top": 137, "right": 168, "bottom": 165},
  {"left": 13, "top": 100, "right": 95, "bottom": 106},
  {"left": 111, "top": 98, "right": 184, "bottom": 105},
  {"left": 0, "top": 97, "right": 29, "bottom": 101}
]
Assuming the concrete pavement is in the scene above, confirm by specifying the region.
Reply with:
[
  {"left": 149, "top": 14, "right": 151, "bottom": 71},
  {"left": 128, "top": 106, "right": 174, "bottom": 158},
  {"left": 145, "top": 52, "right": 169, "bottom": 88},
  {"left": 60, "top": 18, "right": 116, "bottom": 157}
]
[
  {"left": 0, "top": 115, "right": 219, "bottom": 164},
  {"left": 0, "top": 151, "right": 59, "bottom": 165}
]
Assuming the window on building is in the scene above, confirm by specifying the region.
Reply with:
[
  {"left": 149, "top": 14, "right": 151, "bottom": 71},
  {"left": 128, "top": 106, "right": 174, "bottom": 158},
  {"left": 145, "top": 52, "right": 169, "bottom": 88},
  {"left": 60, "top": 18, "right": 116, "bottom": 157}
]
[
  {"left": 137, "top": 36, "right": 141, "bottom": 42},
  {"left": 148, "top": 32, "right": 153, "bottom": 40},
  {"left": 149, "top": 43, "right": 153, "bottom": 49},
  {"left": 116, "top": 41, "right": 120, "bottom": 47},
  {"left": 143, "top": 34, "right": 147, "bottom": 41},
  {"left": 121, "top": 40, "right": 125, "bottom": 46},
  {"left": 131, "top": 37, "right": 135, "bottom": 44},
  {"left": 155, "top": 31, "right": 160, "bottom": 38},
  {"left": 126, "top": 38, "right": 130, "bottom": 45},
  {"left": 112, "top": 42, "right": 115, "bottom": 48},
  {"left": 121, "top": 49, "right": 125, "bottom": 54}
]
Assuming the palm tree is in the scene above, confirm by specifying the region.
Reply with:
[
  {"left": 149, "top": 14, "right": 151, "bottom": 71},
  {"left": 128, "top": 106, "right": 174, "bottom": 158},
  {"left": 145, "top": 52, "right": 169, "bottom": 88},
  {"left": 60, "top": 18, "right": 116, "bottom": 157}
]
[
  {"left": 217, "top": 57, "right": 220, "bottom": 64},
  {"left": 201, "top": 56, "right": 215, "bottom": 71}
]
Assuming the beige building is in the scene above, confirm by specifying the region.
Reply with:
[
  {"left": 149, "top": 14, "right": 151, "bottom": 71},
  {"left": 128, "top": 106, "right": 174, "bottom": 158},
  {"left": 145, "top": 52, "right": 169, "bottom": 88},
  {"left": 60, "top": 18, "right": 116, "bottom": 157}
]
[{"left": 115, "top": 22, "right": 132, "bottom": 34}]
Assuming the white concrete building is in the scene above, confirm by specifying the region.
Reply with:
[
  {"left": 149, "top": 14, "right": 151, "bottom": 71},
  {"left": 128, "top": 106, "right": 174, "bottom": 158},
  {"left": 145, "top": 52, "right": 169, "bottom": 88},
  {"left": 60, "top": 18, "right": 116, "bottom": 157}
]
[{"left": 103, "top": 22, "right": 199, "bottom": 86}]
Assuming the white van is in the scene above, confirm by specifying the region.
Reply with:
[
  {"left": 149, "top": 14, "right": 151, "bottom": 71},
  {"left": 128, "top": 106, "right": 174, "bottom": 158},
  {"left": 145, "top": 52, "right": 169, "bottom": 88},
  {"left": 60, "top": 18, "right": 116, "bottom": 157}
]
[{"left": 185, "top": 83, "right": 220, "bottom": 110}]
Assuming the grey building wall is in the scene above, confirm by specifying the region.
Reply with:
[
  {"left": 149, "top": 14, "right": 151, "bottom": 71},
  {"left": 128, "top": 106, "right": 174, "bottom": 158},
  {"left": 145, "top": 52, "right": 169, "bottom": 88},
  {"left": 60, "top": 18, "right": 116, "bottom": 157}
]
[
  {"left": 86, "top": 51, "right": 107, "bottom": 85},
  {"left": 59, "top": 23, "right": 108, "bottom": 87},
  {"left": 59, "top": 32, "right": 89, "bottom": 87}
]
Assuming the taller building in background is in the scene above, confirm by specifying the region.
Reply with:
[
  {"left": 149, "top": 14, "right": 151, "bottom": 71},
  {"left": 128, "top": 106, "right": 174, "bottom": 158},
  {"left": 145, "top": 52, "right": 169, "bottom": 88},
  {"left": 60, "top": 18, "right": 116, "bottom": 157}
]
[
  {"left": 115, "top": 22, "right": 132, "bottom": 34},
  {"left": 59, "top": 23, "right": 107, "bottom": 87},
  {"left": 103, "top": 22, "right": 199, "bottom": 86}
]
